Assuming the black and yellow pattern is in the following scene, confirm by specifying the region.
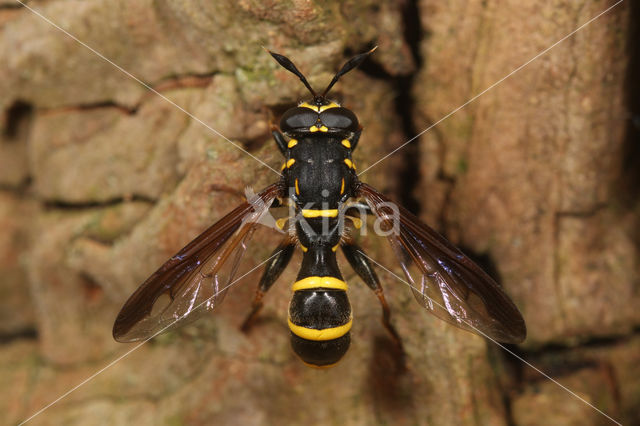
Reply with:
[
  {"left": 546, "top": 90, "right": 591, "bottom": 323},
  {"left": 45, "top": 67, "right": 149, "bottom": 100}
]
[
  {"left": 284, "top": 214, "right": 354, "bottom": 367},
  {"left": 288, "top": 278, "right": 352, "bottom": 366}
]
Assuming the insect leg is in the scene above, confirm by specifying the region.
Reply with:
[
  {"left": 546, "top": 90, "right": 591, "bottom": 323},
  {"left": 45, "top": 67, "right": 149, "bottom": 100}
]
[
  {"left": 272, "top": 128, "right": 288, "bottom": 155},
  {"left": 241, "top": 236, "right": 295, "bottom": 331},
  {"left": 341, "top": 241, "right": 404, "bottom": 351},
  {"left": 344, "top": 202, "right": 372, "bottom": 217},
  {"left": 349, "top": 128, "right": 362, "bottom": 150}
]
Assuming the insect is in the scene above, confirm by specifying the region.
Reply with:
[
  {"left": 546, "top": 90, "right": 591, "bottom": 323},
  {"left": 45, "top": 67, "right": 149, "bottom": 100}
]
[{"left": 113, "top": 48, "right": 526, "bottom": 368}]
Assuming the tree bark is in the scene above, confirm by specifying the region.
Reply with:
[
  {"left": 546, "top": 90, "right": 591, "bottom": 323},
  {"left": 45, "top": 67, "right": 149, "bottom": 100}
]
[{"left": 0, "top": 0, "right": 637, "bottom": 425}]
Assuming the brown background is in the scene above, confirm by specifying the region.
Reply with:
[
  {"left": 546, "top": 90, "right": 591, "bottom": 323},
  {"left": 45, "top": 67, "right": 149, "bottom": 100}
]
[{"left": 1, "top": 0, "right": 638, "bottom": 425}]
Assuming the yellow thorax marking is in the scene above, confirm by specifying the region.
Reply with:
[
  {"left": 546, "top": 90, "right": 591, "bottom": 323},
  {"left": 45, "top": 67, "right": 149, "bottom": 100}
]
[
  {"left": 340, "top": 177, "right": 345, "bottom": 195},
  {"left": 288, "top": 139, "right": 298, "bottom": 148},
  {"left": 341, "top": 139, "right": 351, "bottom": 148},
  {"left": 288, "top": 318, "right": 352, "bottom": 341},
  {"left": 301, "top": 209, "right": 339, "bottom": 218},
  {"left": 294, "top": 178, "right": 300, "bottom": 195},
  {"left": 300, "top": 243, "right": 308, "bottom": 252},
  {"left": 347, "top": 216, "right": 363, "bottom": 229},
  {"left": 292, "top": 276, "right": 348, "bottom": 291},
  {"left": 344, "top": 158, "right": 355, "bottom": 169},
  {"left": 281, "top": 158, "right": 296, "bottom": 171},
  {"left": 275, "top": 218, "right": 288, "bottom": 230}
]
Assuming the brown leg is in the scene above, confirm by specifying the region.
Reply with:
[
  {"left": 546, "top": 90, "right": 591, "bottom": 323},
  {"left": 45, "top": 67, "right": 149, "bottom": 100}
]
[
  {"left": 240, "top": 237, "right": 295, "bottom": 332},
  {"left": 341, "top": 241, "right": 405, "bottom": 356},
  {"left": 241, "top": 290, "right": 265, "bottom": 332},
  {"left": 374, "top": 288, "right": 404, "bottom": 351}
]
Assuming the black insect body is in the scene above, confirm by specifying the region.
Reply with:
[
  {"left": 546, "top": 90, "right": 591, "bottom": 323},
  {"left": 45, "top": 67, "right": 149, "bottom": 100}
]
[{"left": 113, "top": 48, "right": 526, "bottom": 368}]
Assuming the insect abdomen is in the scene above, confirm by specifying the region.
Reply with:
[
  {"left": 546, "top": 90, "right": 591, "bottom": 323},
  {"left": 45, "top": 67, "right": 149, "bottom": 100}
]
[{"left": 288, "top": 278, "right": 352, "bottom": 367}]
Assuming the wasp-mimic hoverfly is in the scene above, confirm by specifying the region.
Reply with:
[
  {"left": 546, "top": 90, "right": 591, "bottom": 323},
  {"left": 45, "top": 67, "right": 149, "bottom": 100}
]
[{"left": 113, "top": 48, "right": 526, "bottom": 368}]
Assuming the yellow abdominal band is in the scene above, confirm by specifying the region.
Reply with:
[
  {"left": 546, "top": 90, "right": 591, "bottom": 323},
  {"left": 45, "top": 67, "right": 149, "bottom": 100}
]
[
  {"left": 292, "top": 276, "right": 348, "bottom": 291},
  {"left": 301, "top": 209, "right": 338, "bottom": 218},
  {"left": 288, "top": 318, "right": 352, "bottom": 341}
]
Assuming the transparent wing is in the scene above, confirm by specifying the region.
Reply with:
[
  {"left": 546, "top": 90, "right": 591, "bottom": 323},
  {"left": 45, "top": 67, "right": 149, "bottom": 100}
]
[
  {"left": 358, "top": 183, "right": 526, "bottom": 343},
  {"left": 113, "top": 183, "right": 283, "bottom": 342}
]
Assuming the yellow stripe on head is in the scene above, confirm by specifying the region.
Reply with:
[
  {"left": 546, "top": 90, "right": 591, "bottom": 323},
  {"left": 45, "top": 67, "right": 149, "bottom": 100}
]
[
  {"left": 299, "top": 101, "right": 317, "bottom": 111},
  {"left": 292, "top": 276, "right": 348, "bottom": 291},
  {"left": 318, "top": 102, "right": 339, "bottom": 112},
  {"left": 288, "top": 318, "right": 352, "bottom": 341},
  {"left": 299, "top": 102, "right": 339, "bottom": 113}
]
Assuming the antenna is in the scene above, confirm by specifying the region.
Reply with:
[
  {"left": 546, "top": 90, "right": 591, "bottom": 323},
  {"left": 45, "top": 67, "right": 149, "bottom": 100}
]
[
  {"left": 322, "top": 46, "right": 377, "bottom": 96},
  {"left": 266, "top": 49, "right": 317, "bottom": 98}
]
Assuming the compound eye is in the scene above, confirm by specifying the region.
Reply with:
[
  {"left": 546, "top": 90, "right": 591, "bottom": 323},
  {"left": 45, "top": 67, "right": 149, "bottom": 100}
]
[
  {"left": 319, "top": 107, "right": 359, "bottom": 131},
  {"left": 280, "top": 107, "right": 318, "bottom": 132}
]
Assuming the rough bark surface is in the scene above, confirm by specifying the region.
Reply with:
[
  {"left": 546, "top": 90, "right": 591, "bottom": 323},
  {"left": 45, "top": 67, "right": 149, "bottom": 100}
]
[{"left": 0, "top": 1, "right": 637, "bottom": 425}]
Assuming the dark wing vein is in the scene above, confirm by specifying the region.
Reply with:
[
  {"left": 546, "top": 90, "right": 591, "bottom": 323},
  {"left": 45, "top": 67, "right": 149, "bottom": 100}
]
[
  {"left": 113, "top": 183, "right": 283, "bottom": 342},
  {"left": 358, "top": 183, "right": 526, "bottom": 343}
]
